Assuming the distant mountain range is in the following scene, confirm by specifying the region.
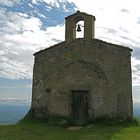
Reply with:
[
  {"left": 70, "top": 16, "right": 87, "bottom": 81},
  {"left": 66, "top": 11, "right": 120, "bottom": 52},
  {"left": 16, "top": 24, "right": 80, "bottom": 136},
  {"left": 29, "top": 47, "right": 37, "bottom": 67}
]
[
  {"left": 0, "top": 97, "right": 139, "bottom": 118},
  {"left": 0, "top": 101, "right": 139, "bottom": 124},
  {"left": 0, "top": 103, "right": 30, "bottom": 124},
  {"left": 0, "top": 97, "right": 31, "bottom": 105}
]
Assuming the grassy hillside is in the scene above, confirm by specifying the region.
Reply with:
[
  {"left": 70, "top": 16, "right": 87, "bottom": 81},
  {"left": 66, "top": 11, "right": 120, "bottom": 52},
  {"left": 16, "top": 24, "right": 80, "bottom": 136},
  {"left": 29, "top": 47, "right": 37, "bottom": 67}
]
[{"left": 0, "top": 118, "right": 140, "bottom": 140}]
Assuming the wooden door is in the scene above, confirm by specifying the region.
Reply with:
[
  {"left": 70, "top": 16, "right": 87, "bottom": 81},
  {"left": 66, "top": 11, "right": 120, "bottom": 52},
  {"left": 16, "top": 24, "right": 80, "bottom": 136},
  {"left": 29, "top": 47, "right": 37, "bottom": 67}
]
[{"left": 72, "top": 90, "right": 89, "bottom": 125}]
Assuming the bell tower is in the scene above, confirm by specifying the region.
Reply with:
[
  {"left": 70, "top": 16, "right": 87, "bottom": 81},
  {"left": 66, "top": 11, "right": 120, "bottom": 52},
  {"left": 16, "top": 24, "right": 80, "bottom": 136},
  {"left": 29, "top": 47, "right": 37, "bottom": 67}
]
[{"left": 65, "top": 11, "right": 96, "bottom": 41}]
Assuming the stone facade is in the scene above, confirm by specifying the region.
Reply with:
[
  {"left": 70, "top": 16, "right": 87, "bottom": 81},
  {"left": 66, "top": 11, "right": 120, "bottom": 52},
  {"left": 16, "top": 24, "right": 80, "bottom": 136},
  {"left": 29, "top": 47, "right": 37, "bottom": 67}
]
[{"left": 31, "top": 11, "right": 133, "bottom": 125}]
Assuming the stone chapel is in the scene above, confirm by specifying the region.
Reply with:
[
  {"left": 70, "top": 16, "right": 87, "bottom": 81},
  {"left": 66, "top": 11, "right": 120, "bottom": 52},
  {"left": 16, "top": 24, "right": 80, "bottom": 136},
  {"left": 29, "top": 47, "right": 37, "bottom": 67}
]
[{"left": 31, "top": 11, "right": 133, "bottom": 125}]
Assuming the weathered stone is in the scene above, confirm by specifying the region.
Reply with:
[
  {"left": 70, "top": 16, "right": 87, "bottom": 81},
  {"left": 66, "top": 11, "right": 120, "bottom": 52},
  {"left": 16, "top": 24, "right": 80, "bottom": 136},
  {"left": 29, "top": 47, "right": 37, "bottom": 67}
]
[{"left": 31, "top": 11, "right": 133, "bottom": 125}]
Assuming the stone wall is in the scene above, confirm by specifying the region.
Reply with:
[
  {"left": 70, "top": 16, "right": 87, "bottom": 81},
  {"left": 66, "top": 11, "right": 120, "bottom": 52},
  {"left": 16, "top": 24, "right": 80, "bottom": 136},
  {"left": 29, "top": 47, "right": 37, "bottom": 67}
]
[{"left": 32, "top": 38, "right": 133, "bottom": 120}]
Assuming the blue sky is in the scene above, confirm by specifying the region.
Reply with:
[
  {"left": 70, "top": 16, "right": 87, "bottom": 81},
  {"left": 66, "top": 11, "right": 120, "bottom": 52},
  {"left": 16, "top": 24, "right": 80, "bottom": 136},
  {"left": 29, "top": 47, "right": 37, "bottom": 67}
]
[{"left": 0, "top": 0, "right": 140, "bottom": 103}]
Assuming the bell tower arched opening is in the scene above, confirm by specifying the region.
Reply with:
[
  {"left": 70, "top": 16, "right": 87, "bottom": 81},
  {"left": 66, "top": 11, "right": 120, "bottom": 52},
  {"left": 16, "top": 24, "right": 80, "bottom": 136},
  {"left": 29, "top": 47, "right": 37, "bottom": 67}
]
[{"left": 76, "top": 20, "right": 84, "bottom": 38}]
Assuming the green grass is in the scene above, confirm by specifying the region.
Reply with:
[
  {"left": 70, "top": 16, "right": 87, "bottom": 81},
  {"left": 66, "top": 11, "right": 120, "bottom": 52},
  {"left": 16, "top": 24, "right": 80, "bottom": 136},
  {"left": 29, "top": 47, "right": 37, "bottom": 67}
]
[{"left": 0, "top": 118, "right": 140, "bottom": 140}]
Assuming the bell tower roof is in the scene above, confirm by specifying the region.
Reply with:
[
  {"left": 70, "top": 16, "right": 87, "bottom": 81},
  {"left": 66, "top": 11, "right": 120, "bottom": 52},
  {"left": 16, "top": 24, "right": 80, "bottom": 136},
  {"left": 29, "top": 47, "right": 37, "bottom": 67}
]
[{"left": 65, "top": 10, "right": 95, "bottom": 20}]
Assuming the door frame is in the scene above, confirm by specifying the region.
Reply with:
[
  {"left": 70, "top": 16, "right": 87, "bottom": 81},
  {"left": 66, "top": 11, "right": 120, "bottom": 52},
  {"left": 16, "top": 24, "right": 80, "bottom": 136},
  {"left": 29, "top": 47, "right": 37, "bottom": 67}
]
[{"left": 71, "top": 90, "right": 89, "bottom": 125}]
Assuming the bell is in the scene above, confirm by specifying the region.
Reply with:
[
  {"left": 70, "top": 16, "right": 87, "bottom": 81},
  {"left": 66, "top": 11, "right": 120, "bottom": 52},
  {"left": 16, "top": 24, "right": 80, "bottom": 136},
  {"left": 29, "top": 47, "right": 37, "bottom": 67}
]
[{"left": 76, "top": 24, "right": 82, "bottom": 32}]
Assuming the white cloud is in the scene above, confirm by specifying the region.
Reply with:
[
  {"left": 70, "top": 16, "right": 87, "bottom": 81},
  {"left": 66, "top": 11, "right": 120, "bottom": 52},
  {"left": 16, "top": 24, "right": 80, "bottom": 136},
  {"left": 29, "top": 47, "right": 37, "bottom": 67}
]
[
  {"left": 37, "top": 0, "right": 77, "bottom": 11},
  {"left": 32, "top": 0, "right": 38, "bottom": 4},
  {"left": 0, "top": 7, "right": 65, "bottom": 79},
  {"left": 72, "top": 0, "right": 140, "bottom": 48},
  {"left": 131, "top": 57, "right": 140, "bottom": 86},
  {"left": 0, "top": 0, "right": 140, "bottom": 90},
  {"left": 42, "top": 0, "right": 63, "bottom": 7},
  {"left": 63, "top": 0, "right": 140, "bottom": 88},
  {"left": 39, "top": 0, "right": 140, "bottom": 49},
  {"left": 0, "top": 0, "right": 21, "bottom": 6},
  {"left": 0, "top": 0, "right": 139, "bottom": 107}
]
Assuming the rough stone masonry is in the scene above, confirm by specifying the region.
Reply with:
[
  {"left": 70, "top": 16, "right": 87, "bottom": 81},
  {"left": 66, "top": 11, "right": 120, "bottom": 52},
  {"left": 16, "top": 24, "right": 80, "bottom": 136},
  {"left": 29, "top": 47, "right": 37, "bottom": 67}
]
[{"left": 31, "top": 11, "right": 133, "bottom": 125}]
